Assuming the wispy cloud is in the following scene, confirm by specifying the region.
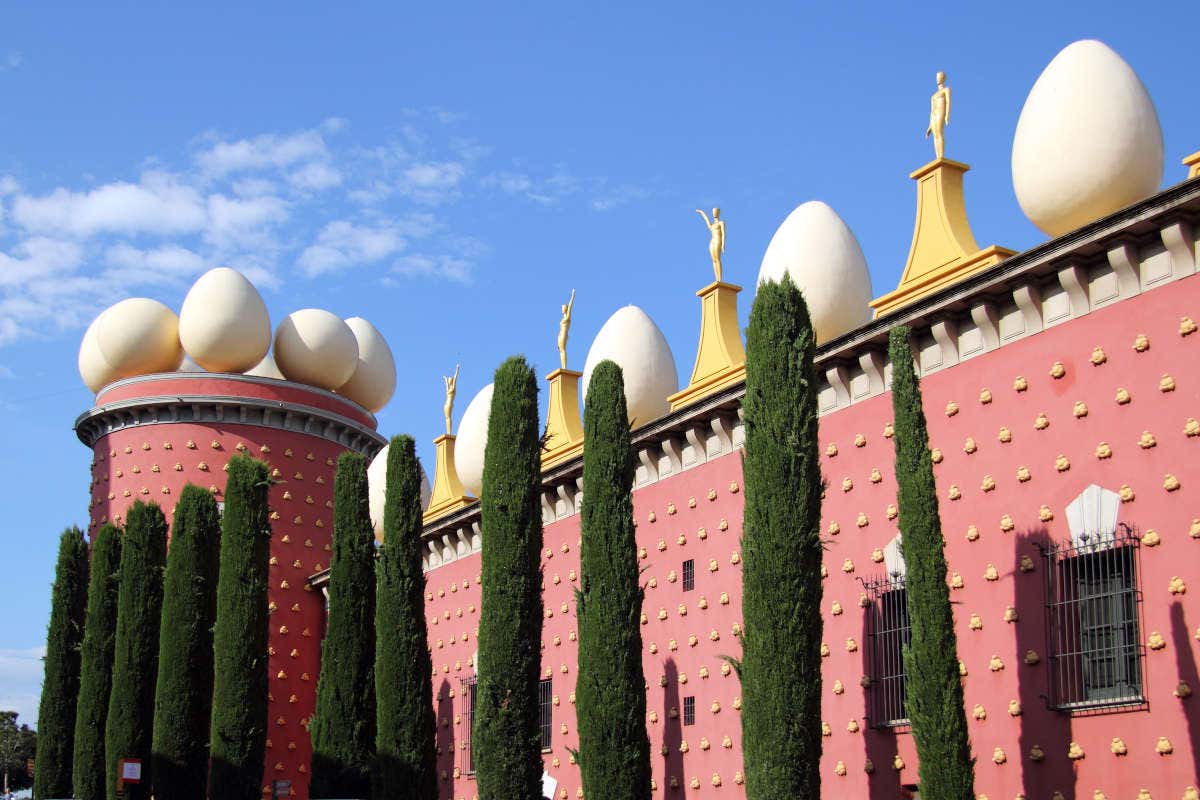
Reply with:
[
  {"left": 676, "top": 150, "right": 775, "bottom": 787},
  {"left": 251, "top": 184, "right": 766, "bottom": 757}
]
[
  {"left": 0, "top": 112, "right": 648, "bottom": 352},
  {"left": 0, "top": 51, "right": 23, "bottom": 72}
]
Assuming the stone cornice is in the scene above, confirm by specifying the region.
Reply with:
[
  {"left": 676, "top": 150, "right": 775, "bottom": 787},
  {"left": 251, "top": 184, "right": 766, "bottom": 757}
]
[{"left": 75, "top": 392, "right": 387, "bottom": 457}]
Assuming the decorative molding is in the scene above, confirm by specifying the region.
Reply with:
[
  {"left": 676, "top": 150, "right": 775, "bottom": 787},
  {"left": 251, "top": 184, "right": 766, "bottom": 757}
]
[{"left": 74, "top": 393, "right": 385, "bottom": 457}]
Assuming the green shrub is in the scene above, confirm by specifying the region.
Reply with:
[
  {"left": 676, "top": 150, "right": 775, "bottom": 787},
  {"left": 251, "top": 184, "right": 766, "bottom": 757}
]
[
  {"left": 208, "top": 456, "right": 272, "bottom": 800},
  {"left": 474, "top": 356, "right": 544, "bottom": 800},
  {"left": 310, "top": 452, "right": 376, "bottom": 798},
  {"left": 151, "top": 485, "right": 221, "bottom": 799},
  {"left": 575, "top": 361, "right": 650, "bottom": 800},
  {"left": 34, "top": 526, "right": 89, "bottom": 799},
  {"left": 739, "top": 275, "right": 824, "bottom": 800}
]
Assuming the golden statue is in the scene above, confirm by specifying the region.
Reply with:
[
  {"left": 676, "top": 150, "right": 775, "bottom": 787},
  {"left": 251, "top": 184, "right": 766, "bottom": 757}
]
[
  {"left": 442, "top": 363, "right": 460, "bottom": 436},
  {"left": 695, "top": 207, "right": 725, "bottom": 282},
  {"left": 926, "top": 71, "right": 951, "bottom": 160},
  {"left": 557, "top": 289, "right": 576, "bottom": 370}
]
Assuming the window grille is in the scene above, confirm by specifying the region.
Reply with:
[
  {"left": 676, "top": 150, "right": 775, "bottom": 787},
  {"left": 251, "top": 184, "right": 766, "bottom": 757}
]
[
  {"left": 682, "top": 559, "right": 695, "bottom": 592},
  {"left": 461, "top": 677, "right": 477, "bottom": 774},
  {"left": 682, "top": 696, "right": 695, "bottom": 726},
  {"left": 539, "top": 678, "right": 553, "bottom": 751},
  {"left": 862, "top": 573, "right": 910, "bottom": 728},
  {"left": 1042, "top": 525, "right": 1145, "bottom": 712}
]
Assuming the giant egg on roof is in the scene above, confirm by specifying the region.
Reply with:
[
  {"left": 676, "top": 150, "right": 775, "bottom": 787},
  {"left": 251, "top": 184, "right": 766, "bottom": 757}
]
[
  {"left": 1012, "top": 39, "right": 1163, "bottom": 237},
  {"left": 178, "top": 267, "right": 271, "bottom": 373},
  {"left": 78, "top": 309, "right": 119, "bottom": 392},
  {"left": 96, "top": 298, "right": 184, "bottom": 381},
  {"left": 756, "top": 201, "right": 873, "bottom": 344},
  {"left": 454, "top": 382, "right": 494, "bottom": 498},
  {"left": 245, "top": 350, "right": 286, "bottom": 380},
  {"left": 273, "top": 309, "right": 359, "bottom": 391},
  {"left": 338, "top": 317, "right": 397, "bottom": 412},
  {"left": 367, "top": 443, "right": 432, "bottom": 543},
  {"left": 582, "top": 305, "right": 678, "bottom": 426}
]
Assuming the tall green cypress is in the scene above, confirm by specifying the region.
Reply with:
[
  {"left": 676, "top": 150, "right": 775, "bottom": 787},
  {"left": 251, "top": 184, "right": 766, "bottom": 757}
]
[
  {"left": 73, "top": 523, "right": 123, "bottom": 800},
  {"left": 887, "top": 325, "right": 975, "bottom": 800},
  {"left": 576, "top": 361, "right": 650, "bottom": 800},
  {"left": 739, "top": 275, "right": 824, "bottom": 800},
  {"left": 209, "top": 456, "right": 272, "bottom": 800},
  {"left": 34, "top": 526, "right": 89, "bottom": 799},
  {"left": 105, "top": 502, "right": 168, "bottom": 800},
  {"left": 373, "top": 436, "right": 436, "bottom": 800},
  {"left": 474, "top": 356, "right": 543, "bottom": 800},
  {"left": 151, "top": 485, "right": 221, "bottom": 799},
  {"left": 310, "top": 452, "right": 377, "bottom": 798}
]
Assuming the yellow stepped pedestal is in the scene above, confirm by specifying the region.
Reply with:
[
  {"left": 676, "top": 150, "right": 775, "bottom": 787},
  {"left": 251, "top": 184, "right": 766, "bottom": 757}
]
[
  {"left": 542, "top": 368, "right": 584, "bottom": 468},
  {"left": 871, "top": 158, "right": 1013, "bottom": 317},
  {"left": 669, "top": 280, "right": 746, "bottom": 411},
  {"left": 1185, "top": 151, "right": 1200, "bottom": 180},
  {"left": 423, "top": 433, "right": 473, "bottom": 523}
]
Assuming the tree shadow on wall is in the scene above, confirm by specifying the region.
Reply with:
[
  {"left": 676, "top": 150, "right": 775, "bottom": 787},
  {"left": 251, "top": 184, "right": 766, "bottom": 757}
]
[
  {"left": 858, "top": 595, "right": 902, "bottom": 798},
  {"left": 1169, "top": 602, "right": 1200, "bottom": 782},
  {"left": 662, "top": 658, "right": 686, "bottom": 798},
  {"left": 1012, "top": 527, "right": 1075, "bottom": 800},
  {"left": 435, "top": 678, "right": 455, "bottom": 800}
]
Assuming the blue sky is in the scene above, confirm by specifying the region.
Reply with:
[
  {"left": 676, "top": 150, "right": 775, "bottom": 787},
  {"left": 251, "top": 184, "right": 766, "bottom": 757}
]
[{"left": 1, "top": 2, "right": 1197, "bottom": 725}]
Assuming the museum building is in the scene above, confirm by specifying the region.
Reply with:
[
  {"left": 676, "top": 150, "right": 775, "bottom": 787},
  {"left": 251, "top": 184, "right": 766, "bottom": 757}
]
[{"left": 75, "top": 39, "right": 1200, "bottom": 800}]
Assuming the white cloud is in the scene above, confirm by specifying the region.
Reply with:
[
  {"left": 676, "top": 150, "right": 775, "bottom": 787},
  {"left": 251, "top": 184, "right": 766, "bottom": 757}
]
[
  {"left": 400, "top": 161, "right": 466, "bottom": 204},
  {"left": 0, "top": 646, "right": 45, "bottom": 726},
  {"left": 204, "top": 193, "right": 288, "bottom": 249},
  {"left": 194, "top": 127, "right": 330, "bottom": 177},
  {"left": 0, "top": 176, "right": 19, "bottom": 195},
  {"left": 288, "top": 161, "right": 342, "bottom": 191},
  {"left": 12, "top": 172, "right": 206, "bottom": 238},
  {"left": 298, "top": 219, "right": 406, "bottom": 277},
  {"left": 103, "top": 242, "right": 206, "bottom": 285},
  {"left": 0, "top": 51, "right": 23, "bottom": 71},
  {"left": 0, "top": 237, "right": 84, "bottom": 288}
]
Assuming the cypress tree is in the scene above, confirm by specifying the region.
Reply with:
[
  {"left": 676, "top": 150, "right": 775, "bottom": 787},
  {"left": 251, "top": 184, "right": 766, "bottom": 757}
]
[
  {"left": 151, "top": 485, "right": 221, "bottom": 799},
  {"left": 209, "top": 456, "right": 272, "bottom": 800},
  {"left": 887, "top": 325, "right": 975, "bottom": 800},
  {"left": 373, "top": 436, "right": 437, "bottom": 800},
  {"left": 34, "top": 526, "right": 89, "bottom": 799},
  {"left": 73, "top": 523, "right": 123, "bottom": 800},
  {"left": 310, "top": 452, "right": 377, "bottom": 798},
  {"left": 473, "top": 356, "right": 543, "bottom": 800},
  {"left": 105, "top": 501, "right": 168, "bottom": 800},
  {"left": 739, "top": 275, "right": 824, "bottom": 800},
  {"left": 575, "top": 361, "right": 651, "bottom": 800}
]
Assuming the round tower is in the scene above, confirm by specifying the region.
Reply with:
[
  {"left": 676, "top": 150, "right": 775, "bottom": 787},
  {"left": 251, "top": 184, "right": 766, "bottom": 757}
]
[{"left": 76, "top": 371, "right": 386, "bottom": 800}]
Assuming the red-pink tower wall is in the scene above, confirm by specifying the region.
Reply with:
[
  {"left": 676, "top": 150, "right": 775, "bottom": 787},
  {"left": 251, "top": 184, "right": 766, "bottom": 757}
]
[
  {"left": 425, "top": 272, "right": 1200, "bottom": 800},
  {"left": 77, "top": 373, "right": 385, "bottom": 800}
]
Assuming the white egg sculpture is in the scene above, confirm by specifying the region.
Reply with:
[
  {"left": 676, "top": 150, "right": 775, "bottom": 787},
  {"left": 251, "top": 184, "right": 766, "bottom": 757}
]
[
  {"left": 338, "top": 317, "right": 397, "bottom": 412},
  {"left": 95, "top": 298, "right": 184, "bottom": 381},
  {"left": 581, "top": 305, "right": 678, "bottom": 427},
  {"left": 757, "top": 201, "right": 873, "bottom": 344},
  {"left": 245, "top": 350, "right": 286, "bottom": 380},
  {"left": 178, "top": 267, "right": 271, "bottom": 373},
  {"left": 454, "top": 382, "right": 494, "bottom": 497},
  {"left": 367, "top": 443, "right": 432, "bottom": 543},
  {"left": 273, "top": 309, "right": 359, "bottom": 391},
  {"left": 78, "top": 311, "right": 119, "bottom": 392},
  {"left": 1012, "top": 39, "right": 1163, "bottom": 237}
]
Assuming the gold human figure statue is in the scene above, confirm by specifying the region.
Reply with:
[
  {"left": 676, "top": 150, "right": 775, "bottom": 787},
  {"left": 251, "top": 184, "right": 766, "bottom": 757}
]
[
  {"left": 926, "top": 71, "right": 951, "bottom": 160},
  {"left": 442, "top": 363, "right": 460, "bottom": 436},
  {"left": 695, "top": 207, "right": 725, "bottom": 282},
  {"left": 557, "top": 289, "right": 576, "bottom": 370}
]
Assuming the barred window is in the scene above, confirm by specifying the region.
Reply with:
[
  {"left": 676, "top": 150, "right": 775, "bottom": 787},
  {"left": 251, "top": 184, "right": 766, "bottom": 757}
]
[
  {"left": 1043, "top": 526, "right": 1144, "bottom": 711},
  {"left": 863, "top": 573, "right": 910, "bottom": 728},
  {"left": 682, "top": 696, "right": 695, "bottom": 726},
  {"left": 682, "top": 559, "right": 695, "bottom": 592},
  {"left": 462, "top": 677, "right": 477, "bottom": 774},
  {"left": 539, "top": 678, "right": 553, "bottom": 751}
]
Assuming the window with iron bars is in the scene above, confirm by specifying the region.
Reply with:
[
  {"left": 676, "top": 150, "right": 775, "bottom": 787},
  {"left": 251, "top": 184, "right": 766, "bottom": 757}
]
[
  {"left": 461, "top": 676, "right": 477, "bottom": 774},
  {"left": 682, "top": 559, "right": 695, "bottom": 592},
  {"left": 861, "top": 573, "right": 911, "bottom": 728},
  {"left": 682, "top": 695, "right": 695, "bottom": 726},
  {"left": 539, "top": 678, "right": 553, "bottom": 751},
  {"left": 1041, "top": 525, "right": 1145, "bottom": 712}
]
